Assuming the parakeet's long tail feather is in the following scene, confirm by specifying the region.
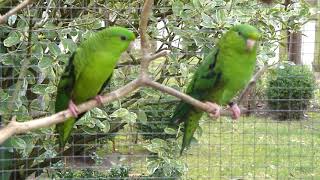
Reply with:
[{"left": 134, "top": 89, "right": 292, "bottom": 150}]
[
  {"left": 170, "top": 102, "right": 190, "bottom": 125},
  {"left": 180, "top": 110, "right": 203, "bottom": 155}
]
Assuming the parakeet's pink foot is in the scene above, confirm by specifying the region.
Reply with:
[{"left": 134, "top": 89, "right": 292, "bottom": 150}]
[
  {"left": 229, "top": 102, "right": 241, "bottom": 120},
  {"left": 68, "top": 100, "right": 79, "bottom": 117},
  {"left": 205, "top": 101, "right": 220, "bottom": 118},
  {"left": 95, "top": 95, "right": 104, "bottom": 105}
]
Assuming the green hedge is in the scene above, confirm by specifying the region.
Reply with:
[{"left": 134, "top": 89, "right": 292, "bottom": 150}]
[{"left": 266, "top": 64, "right": 316, "bottom": 120}]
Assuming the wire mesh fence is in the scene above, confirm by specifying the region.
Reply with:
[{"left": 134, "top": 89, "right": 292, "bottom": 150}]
[{"left": 0, "top": 0, "right": 319, "bottom": 179}]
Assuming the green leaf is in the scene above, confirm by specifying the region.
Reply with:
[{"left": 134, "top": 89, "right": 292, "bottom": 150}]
[
  {"left": 91, "top": 108, "right": 108, "bottom": 118},
  {"left": 110, "top": 108, "right": 130, "bottom": 118},
  {"left": 75, "top": 112, "right": 91, "bottom": 126},
  {"left": 164, "top": 127, "right": 177, "bottom": 135},
  {"left": 48, "top": 42, "right": 61, "bottom": 56},
  {"left": 0, "top": 89, "right": 9, "bottom": 102},
  {"left": 45, "top": 85, "right": 56, "bottom": 94},
  {"left": 25, "top": 71, "right": 36, "bottom": 84},
  {"left": 17, "top": 16, "right": 28, "bottom": 29},
  {"left": 137, "top": 110, "right": 147, "bottom": 125},
  {"left": 96, "top": 119, "right": 110, "bottom": 133},
  {"left": 57, "top": 54, "right": 70, "bottom": 63},
  {"left": 32, "top": 44, "right": 44, "bottom": 60},
  {"left": 0, "top": 54, "right": 14, "bottom": 65},
  {"left": 123, "top": 112, "right": 137, "bottom": 124},
  {"left": 81, "top": 126, "right": 98, "bottom": 135},
  {"left": 151, "top": 138, "right": 167, "bottom": 147},
  {"left": 172, "top": 1, "right": 184, "bottom": 16},
  {"left": 7, "top": 15, "right": 17, "bottom": 26},
  {"left": 3, "top": 32, "right": 21, "bottom": 47},
  {"left": 31, "top": 84, "right": 56, "bottom": 95},
  {"left": 147, "top": 160, "right": 160, "bottom": 174},
  {"left": 65, "top": 0, "right": 76, "bottom": 5},
  {"left": 180, "top": 63, "right": 189, "bottom": 78},
  {"left": 38, "top": 56, "right": 54, "bottom": 69},
  {"left": 200, "top": 13, "right": 214, "bottom": 28},
  {"left": 102, "top": 120, "right": 110, "bottom": 133},
  {"left": 192, "top": 0, "right": 202, "bottom": 10},
  {"left": 8, "top": 137, "right": 26, "bottom": 149},
  {"left": 62, "top": 38, "right": 77, "bottom": 53}
]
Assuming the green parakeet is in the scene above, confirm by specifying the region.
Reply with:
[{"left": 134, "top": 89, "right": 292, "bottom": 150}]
[
  {"left": 55, "top": 26, "right": 135, "bottom": 148},
  {"left": 171, "top": 24, "right": 261, "bottom": 154}
]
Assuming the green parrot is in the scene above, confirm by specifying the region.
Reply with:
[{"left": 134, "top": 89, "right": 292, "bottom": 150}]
[
  {"left": 171, "top": 24, "right": 261, "bottom": 154},
  {"left": 55, "top": 26, "right": 135, "bottom": 148}
]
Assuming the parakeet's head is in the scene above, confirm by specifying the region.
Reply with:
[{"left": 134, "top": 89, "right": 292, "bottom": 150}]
[
  {"left": 98, "top": 26, "right": 136, "bottom": 53},
  {"left": 227, "top": 24, "right": 261, "bottom": 52}
]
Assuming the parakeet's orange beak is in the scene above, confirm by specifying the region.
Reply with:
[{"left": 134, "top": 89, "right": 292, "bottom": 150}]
[{"left": 246, "top": 39, "right": 256, "bottom": 51}]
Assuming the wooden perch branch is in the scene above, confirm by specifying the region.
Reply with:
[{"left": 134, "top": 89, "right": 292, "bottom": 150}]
[
  {"left": 0, "top": 0, "right": 33, "bottom": 24},
  {"left": 0, "top": 0, "right": 230, "bottom": 144},
  {"left": 0, "top": 80, "right": 141, "bottom": 144}
]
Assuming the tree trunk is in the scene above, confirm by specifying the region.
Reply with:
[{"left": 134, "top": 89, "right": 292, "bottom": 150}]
[
  {"left": 288, "top": 31, "right": 302, "bottom": 64},
  {"left": 313, "top": 9, "right": 320, "bottom": 71},
  {"left": 279, "top": 29, "right": 289, "bottom": 61}
]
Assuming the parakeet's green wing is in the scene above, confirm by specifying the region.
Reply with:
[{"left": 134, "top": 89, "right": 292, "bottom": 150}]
[
  {"left": 55, "top": 53, "right": 78, "bottom": 147},
  {"left": 171, "top": 48, "right": 221, "bottom": 124},
  {"left": 98, "top": 73, "right": 113, "bottom": 94},
  {"left": 55, "top": 52, "right": 114, "bottom": 147},
  {"left": 55, "top": 53, "right": 76, "bottom": 112}
]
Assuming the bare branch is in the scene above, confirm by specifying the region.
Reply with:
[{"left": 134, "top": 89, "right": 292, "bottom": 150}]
[
  {"left": 144, "top": 80, "right": 212, "bottom": 113},
  {"left": 149, "top": 50, "right": 170, "bottom": 61},
  {"left": 0, "top": 0, "right": 226, "bottom": 146},
  {"left": 0, "top": 80, "right": 141, "bottom": 144},
  {"left": 0, "top": 0, "right": 33, "bottom": 24},
  {"left": 139, "top": 0, "right": 153, "bottom": 54}
]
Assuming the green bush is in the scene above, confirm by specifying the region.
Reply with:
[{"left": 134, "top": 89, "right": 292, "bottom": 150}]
[
  {"left": 52, "top": 165, "right": 130, "bottom": 179},
  {"left": 266, "top": 64, "right": 316, "bottom": 120}
]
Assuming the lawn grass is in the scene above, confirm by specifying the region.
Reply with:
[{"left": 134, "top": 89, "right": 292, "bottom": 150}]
[
  {"left": 182, "top": 114, "right": 320, "bottom": 179},
  {"left": 95, "top": 113, "right": 320, "bottom": 179}
]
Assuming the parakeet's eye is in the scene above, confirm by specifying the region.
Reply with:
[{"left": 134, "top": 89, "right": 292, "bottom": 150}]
[
  {"left": 237, "top": 31, "right": 242, "bottom": 36},
  {"left": 120, "top": 35, "right": 127, "bottom": 41}
]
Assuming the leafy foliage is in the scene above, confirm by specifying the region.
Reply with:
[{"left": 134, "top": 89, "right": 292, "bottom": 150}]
[
  {"left": 0, "top": 0, "right": 313, "bottom": 179},
  {"left": 52, "top": 165, "right": 130, "bottom": 179},
  {"left": 266, "top": 63, "right": 316, "bottom": 120},
  {"left": 144, "top": 138, "right": 186, "bottom": 178}
]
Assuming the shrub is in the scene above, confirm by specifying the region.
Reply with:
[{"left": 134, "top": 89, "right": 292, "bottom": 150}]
[
  {"left": 52, "top": 165, "right": 130, "bottom": 179},
  {"left": 266, "top": 63, "right": 316, "bottom": 120}
]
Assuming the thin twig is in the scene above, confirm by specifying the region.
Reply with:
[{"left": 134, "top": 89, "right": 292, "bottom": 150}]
[{"left": 0, "top": 0, "right": 33, "bottom": 24}]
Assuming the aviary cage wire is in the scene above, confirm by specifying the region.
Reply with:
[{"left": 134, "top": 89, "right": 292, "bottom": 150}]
[{"left": 0, "top": 0, "right": 319, "bottom": 179}]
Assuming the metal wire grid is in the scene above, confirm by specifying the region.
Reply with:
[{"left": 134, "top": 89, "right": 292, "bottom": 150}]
[{"left": 0, "top": 0, "right": 319, "bottom": 179}]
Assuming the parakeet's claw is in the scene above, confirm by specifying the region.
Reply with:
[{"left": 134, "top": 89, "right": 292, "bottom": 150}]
[
  {"left": 228, "top": 102, "right": 241, "bottom": 120},
  {"left": 95, "top": 95, "right": 104, "bottom": 106},
  {"left": 68, "top": 100, "right": 79, "bottom": 117},
  {"left": 205, "top": 101, "right": 220, "bottom": 118}
]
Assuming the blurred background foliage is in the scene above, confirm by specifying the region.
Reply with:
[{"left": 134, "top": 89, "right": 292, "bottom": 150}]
[{"left": 0, "top": 0, "right": 315, "bottom": 179}]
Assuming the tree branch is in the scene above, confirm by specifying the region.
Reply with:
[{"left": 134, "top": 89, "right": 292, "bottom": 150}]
[
  {"left": 0, "top": 0, "right": 228, "bottom": 145},
  {"left": 0, "top": 80, "right": 141, "bottom": 144},
  {"left": 144, "top": 80, "right": 212, "bottom": 113},
  {"left": 0, "top": 0, "right": 33, "bottom": 24}
]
